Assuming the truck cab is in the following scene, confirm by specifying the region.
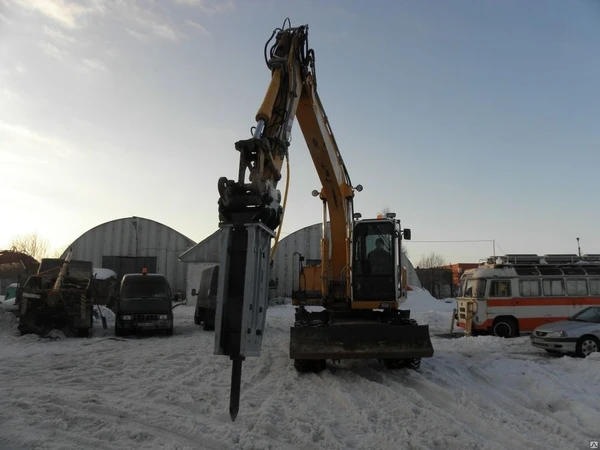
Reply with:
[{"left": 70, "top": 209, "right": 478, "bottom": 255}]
[{"left": 115, "top": 269, "right": 176, "bottom": 336}]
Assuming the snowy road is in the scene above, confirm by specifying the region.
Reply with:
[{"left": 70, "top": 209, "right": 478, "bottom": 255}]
[{"left": 0, "top": 291, "right": 598, "bottom": 450}]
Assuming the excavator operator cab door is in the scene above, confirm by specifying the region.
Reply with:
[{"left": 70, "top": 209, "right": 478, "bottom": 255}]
[{"left": 351, "top": 219, "right": 399, "bottom": 303}]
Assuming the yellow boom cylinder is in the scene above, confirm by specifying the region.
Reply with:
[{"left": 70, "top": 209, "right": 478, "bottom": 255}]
[{"left": 255, "top": 68, "right": 282, "bottom": 125}]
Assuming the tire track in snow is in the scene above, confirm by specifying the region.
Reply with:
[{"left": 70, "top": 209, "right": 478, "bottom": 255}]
[
  {"left": 316, "top": 364, "right": 494, "bottom": 450},
  {"left": 2, "top": 386, "right": 228, "bottom": 450}
]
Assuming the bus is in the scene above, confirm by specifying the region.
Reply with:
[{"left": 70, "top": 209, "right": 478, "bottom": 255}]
[{"left": 455, "top": 253, "right": 600, "bottom": 337}]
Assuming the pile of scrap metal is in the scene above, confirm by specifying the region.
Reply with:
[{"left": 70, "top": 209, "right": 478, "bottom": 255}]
[{"left": 17, "top": 248, "right": 95, "bottom": 337}]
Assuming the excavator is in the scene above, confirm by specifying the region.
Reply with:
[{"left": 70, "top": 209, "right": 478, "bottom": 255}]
[{"left": 213, "top": 19, "right": 434, "bottom": 421}]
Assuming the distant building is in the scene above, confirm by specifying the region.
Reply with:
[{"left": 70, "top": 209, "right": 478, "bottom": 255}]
[
  {"left": 0, "top": 250, "right": 39, "bottom": 294},
  {"left": 415, "top": 263, "right": 480, "bottom": 298},
  {"left": 60, "top": 217, "right": 196, "bottom": 296},
  {"left": 415, "top": 267, "right": 454, "bottom": 299},
  {"left": 442, "top": 263, "right": 480, "bottom": 289},
  {"left": 179, "top": 222, "right": 422, "bottom": 302}
]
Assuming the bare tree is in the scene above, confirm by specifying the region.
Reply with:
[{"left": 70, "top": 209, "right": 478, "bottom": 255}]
[
  {"left": 417, "top": 251, "right": 447, "bottom": 269},
  {"left": 50, "top": 247, "right": 66, "bottom": 258},
  {"left": 9, "top": 232, "right": 51, "bottom": 261}
]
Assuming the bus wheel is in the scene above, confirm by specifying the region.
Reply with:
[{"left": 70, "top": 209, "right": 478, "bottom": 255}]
[{"left": 492, "top": 317, "right": 518, "bottom": 338}]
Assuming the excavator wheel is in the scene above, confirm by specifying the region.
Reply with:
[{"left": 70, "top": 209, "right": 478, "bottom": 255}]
[
  {"left": 380, "top": 317, "right": 423, "bottom": 370},
  {"left": 293, "top": 359, "right": 326, "bottom": 373}
]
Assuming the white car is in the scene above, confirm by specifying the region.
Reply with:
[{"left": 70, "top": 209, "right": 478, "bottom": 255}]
[
  {"left": 530, "top": 306, "right": 600, "bottom": 357},
  {"left": 0, "top": 283, "right": 19, "bottom": 314}
]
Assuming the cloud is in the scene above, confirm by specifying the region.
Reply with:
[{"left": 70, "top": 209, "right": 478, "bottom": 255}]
[
  {"left": 1, "top": 87, "right": 22, "bottom": 103},
  {"left": 0, "top": 63, "right": 26, "bottom": 77},
  {"left": 127, "top": 28, "right": 150, "bottom": 43},
  {"left": 105, "top": 47, "right": 119, "bottom": 58},
  {"left": 172, "top": 0, "right": 235, "bottom": 14},
  {"left": 128, "top": 17, "right": 183, "bottom": 43},
  {"left": 0, "top": 121, "right": 76, "bottom": 159},
  {"left": 37, "top": 40, "right": 68, "bottom": 60},
  {"left": 43, "top": 24, "right": 77, "bottom": 43},
  {"left": 0, "top": 11, "right": 11, "bottom": 23},
  {"left": 184, "top": 20, "right": 210, "bottom": 36},
  {"left": 146, "top": 21, "right": 179, "bottom": 42},
  {"left": 80, "top": 58, "right": 110, "bottom": 74},
  {"left": 9, "top": 0, "right": 104, "bottom": 29}
]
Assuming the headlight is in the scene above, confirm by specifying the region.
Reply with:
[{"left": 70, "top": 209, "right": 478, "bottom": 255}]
[
  {"left": 547, "top": 331, "right": 567, "bottom": 338},
  {"left": 122, "top": 315, "right": 132, "bottom": 321},
  {"left": 159, "top": 314, "right": 168, "bottom": 320}
]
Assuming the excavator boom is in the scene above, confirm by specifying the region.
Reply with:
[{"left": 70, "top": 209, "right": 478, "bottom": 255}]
[{"left": 213, "top": 20, "right": 433, "bottom": 421}]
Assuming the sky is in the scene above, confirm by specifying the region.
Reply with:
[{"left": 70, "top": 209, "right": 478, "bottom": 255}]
[{"left": 1, "top": 0, "right": 599, "bottom": 265}]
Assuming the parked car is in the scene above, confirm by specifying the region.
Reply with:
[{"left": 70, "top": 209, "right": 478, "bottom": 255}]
[
  {"left": 0, "top": 283, "right": 19, "bottom": 314},
  {"left": 114, "top": 269, "right": 177, "bottom": 336},
  {"left": 530, "top": 306, "right": 600, "bottom": 357},
  {"left": 193, "top": 265, "right": 218, "bottom": 331}
]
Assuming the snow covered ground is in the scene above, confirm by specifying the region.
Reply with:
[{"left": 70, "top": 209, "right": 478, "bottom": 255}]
[{"left": 0, "top": 289, "right": 598, "bottom": 450}]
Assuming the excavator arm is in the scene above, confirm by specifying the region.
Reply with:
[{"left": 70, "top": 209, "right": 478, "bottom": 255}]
[
  {"left": 213, "top": 20, "right": 433, "bottom": 422},
  {"left": 214, "top": 21, "right": 358, "bottom": 421}
]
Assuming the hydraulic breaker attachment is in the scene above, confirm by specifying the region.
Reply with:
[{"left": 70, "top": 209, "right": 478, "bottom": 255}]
[
  {"left": 214, "top": 222, "right": 275, "bottom": 421},
  {"left": 290, "top": 322, "right": 434, "bottom": 360}
]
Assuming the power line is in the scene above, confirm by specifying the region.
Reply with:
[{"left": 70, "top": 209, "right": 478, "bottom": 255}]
[{"left": 408, "top": 240, "right": 494, "bottom": 243}]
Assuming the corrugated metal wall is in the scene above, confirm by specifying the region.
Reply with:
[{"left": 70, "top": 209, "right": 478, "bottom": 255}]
[
  {"left": 62, "top": 217, "right": 196, "bottom": 295},
  {"left": 179, "top": 230, "right": 220, "bottom": 263},
  {"left": 180, "top": 222, "right": 421, "bottom": 299}
]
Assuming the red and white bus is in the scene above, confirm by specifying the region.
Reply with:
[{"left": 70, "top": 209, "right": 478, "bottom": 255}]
[{"left": 455, "top": 253, "right": 600, "bottom": 337}]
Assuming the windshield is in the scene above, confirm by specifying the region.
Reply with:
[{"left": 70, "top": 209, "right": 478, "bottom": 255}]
[
  {"left": 353, "top": 221, "right": 395, "bottom": 275},
  {"left": 570, "top": 307, "right": 600, "bottom": 323},
  {"left": 462, "top": 278, "right": 486, "bottom": 298},
  {"left": 122, "top": 278, "right": 169, "bottom": 300}
]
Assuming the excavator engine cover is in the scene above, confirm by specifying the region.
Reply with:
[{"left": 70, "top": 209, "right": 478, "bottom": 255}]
[{"left": 290, "top": 321, "right": 434, "bottom": 360}]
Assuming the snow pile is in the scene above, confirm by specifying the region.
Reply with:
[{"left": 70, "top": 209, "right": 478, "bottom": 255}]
[
  {"left": 404, "top": 287, "right": 455, "bottom": 313},
  {"left": 0, "top": 305, "right": 18, "bottom": 330},
  {"left": 1, "top": 302, "right": 599, "bottom": 449},
  {"left": 93, "top": 267, "right": 117, "bottom": 280},
  {"left": 92, "top": 305, "right": 116, "bottom": 333},
  {"left": 0, "top": 296, "right": 17, "bottom": 313},
  {"left": 403, "top": 287, "right": 458, "bottom": 335}
]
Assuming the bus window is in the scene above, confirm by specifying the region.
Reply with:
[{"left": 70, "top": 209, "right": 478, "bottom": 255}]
[
  {"left": 519, "top": 279, "right": 541, "bottom": 297},
  {"left": 590, "top": 279, "right": 600, "bottom": 295},
  {"left": 463, "top": 279, "right": 486, "bottom": 298},
  {"left": 543, "top": 279, "right": 565, "bottom": 296},
  {"left": 489, "top": 280, "right": 511, "bottom": 297},
  {"left": 566, "top": 279, "right": 588, "bottom": 296}
]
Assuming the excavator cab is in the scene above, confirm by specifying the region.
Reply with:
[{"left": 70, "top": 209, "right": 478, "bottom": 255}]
[
  {"left": 351, "top": 213, "right": 411, "bottom": 306},
  {"left": 351, "top": 218, "right": 398, "bottom": 303}
]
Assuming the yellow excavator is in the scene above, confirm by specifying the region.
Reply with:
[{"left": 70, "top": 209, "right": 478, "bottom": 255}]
[{"left": 214, "top": 19, "right": 434, "bottom": 421}]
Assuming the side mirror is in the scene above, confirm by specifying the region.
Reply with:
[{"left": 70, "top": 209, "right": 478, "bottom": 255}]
[
  {"left": 191, "top": 288, "right": 197, "bottom": 296},
  {"left": 403, "top": 228, "right": 411, "bottom": 241}
]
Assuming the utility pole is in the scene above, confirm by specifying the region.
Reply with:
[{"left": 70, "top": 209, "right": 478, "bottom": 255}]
[{"left": 577, "top": 237, "right": 581, "bottom": 257}]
